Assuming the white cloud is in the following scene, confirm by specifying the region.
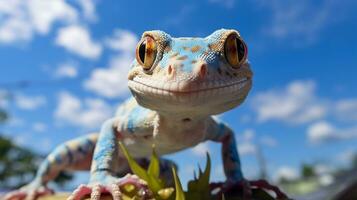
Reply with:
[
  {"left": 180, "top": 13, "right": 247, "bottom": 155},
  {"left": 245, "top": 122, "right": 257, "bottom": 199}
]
[
  {"left": 335, "top": 99, "right": 357, "bottom": 121},
  {"left": 238, "top": 142, "right": 256, "bottom": 155},
  {"left": 39, "top": 137, "right": 53, "bottom": 152},
  {"left": 55, "top": 25, "right": 102, "bottom": 59},
  {"left": 257, "top": 0, "right": 337, "bottom": 44},
  {"left": 236, "top": 129, "right": 277, "bottom": 156},
  {"left": 191, "top": 142, "right": 210, "bottom": 157},
  {"left": 307, "top": 121, "right": 357, "bottom": 144},
  {"left": 77, "top": 0, "right": 97, "bottom": 21},
  {"left": 0, "top": 0, "right": 78, "bottom": 44},
  {"left": 260, "top": 136, "right": 278, "bottom": 147},
  {"left": 84, "top": 54, "right": 133, "bottom": 98},
  {"left": 237, "top": 129, "right": 256, "bottom": 155},
  {"left": 33, "top": 122, "right": 47, "bottom": 132},
  {"left": 84, "top": 30, "right": 138, "bottom": 98},
  {"left": 55, "top": 91, "right": 112, "bottom": 128},
  {"left": 307, "top": 121, "right": 335, "bottom": 143},
  {"left": 105, "top": 29, "right": 138, "bottom": 52},
  {"left": 55, "top": 62, "right": 78, "bottom": 78},
  {"left": 28, "top": 0, "right": 78, "bottom": 34},
  {"left": 15, "top": 94, "right": 46, "bottom": 110},
  {"left": 7, "top": 117, "right": 25, "bottom": 127},
  {"left": 0, "top": 17, "right": 33, "bottom": 43},
  {"left": 13, "top": 134, "right": 28, "bottom": 146},
  {"left": 252, "top": 80, "right": 327, "bottom": 124},
  {"left": 242, "top": 129, "right": 255, "bottom": 141},
  {"left": 273, "top": 166, "right": 298, "bottom": 182}
]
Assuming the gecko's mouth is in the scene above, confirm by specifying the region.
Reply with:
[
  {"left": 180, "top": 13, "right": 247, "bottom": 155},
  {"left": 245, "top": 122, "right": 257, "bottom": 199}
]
[
  {"left": 128, "top": 76, "right": 252, "bottom": 114},
  {"left": 128, "top": 76, "right": 251, "bottom": 99}
]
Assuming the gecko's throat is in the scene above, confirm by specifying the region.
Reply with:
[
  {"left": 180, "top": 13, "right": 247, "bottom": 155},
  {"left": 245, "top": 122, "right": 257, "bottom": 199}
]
[{"left": 128, "top": 77, "right": 252, "bottom": 115}]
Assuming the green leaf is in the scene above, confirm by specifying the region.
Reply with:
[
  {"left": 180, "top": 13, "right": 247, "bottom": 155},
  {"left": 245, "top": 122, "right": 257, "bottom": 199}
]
[
  {"left": 147, "top": 175, "right": 164, "bottom": 193},
  {"left": 148, "top": 144, "right": 160, "bottom": 178},
  {"left": 198, "top": 153, "right": 211, "bottom": 188},
  {"left": 119, "top": 142, "right": 164, "bottom": 194},
  {"left": 119, "top": 142, "right": 149, "bottom": 182},
  {"left": 172, "top": 167, "right": 185, "bottom": 200},
  {"left": 186, "top": 153, "right": 211, "bottom": 200}
]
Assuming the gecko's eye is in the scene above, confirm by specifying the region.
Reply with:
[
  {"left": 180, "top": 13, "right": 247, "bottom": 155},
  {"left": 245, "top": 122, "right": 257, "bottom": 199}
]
[
  {"left": 136, "top": 36, "right": 157, "bottom": 70},
  {"left": 224, "top": 33, "right": 247, "bottom": 68}
]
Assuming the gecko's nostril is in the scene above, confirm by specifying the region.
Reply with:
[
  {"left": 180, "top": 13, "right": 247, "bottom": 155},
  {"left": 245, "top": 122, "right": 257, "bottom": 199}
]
[
  {"left": 168, "top": 65, "right": 173, "bottom": 75},
  {"left": 198, "top": 64, "right": 207, "bottom": 78}
]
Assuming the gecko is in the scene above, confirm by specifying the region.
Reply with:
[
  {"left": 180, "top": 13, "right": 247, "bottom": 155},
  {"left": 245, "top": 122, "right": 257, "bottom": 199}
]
[{"left": 5, "top": 29, "right": 254, "bottom": 200}]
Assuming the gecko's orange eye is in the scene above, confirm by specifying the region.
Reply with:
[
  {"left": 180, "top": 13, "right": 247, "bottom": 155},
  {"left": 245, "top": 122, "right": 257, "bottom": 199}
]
[
  {"left": 136, "top": 36, "right": 157, "bottom": 70},
  {"left": 224, "top": 33, "right": 247, "bottom": 68}
]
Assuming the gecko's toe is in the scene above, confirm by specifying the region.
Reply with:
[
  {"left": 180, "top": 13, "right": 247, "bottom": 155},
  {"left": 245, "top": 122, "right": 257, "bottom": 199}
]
[
  {"left": 68, "top": 174, "right": 151, "bottom": 200},
  {"left": 67, "top": 184, "right": 92, "bottom": 200},
  {"left": 90, "top": 184, "right": 104, "bottom": 200},
  {"left": 4, "top": 186, "right": 53, "bottom": 200},
  {"left": 109, "top": 183, "right": 122, "bottom": 200},
  {"left": 4, "top": 191, "right": 26, "bottom": 200},
  {"left": 119, "top": 174, "right": 147, "bottom": 189}
]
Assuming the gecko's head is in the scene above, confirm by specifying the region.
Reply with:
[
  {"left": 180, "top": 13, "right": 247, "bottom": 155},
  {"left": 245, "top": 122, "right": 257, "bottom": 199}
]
[{"left": 128, "top": 29, "right": 253, "bottom": 116}]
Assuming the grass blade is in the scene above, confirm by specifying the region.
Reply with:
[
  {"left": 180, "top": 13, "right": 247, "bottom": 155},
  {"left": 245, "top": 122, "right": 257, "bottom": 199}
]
[
  {"left": 119, "top": 142, "right": 149, "bottom": 182},
  {"left": 172, "top": 167, "right": 185, "bottom": 200}
]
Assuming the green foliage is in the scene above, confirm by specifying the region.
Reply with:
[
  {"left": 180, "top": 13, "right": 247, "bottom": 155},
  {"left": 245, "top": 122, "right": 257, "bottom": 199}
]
[
  {"left": 301, "top": 164, "right": 316, "bottom": 179},
  {"left": 185, "top": 153, "right": 211, "bottom": 200},
  {"left": 119, "top": 142, "right": 166, "bottom": 199},
  {"left": 0, "top": 135, "right": 73, "bottom": 189},
  {"left": 172, "top": 167, "right": 185, "bottom": 200},
  {"left": 120, "top": 142, "right": 282, "bottom": 200}
]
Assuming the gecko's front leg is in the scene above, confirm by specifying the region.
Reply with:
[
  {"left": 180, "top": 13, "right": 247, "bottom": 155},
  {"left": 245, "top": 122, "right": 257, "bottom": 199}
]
[
  {"left": 208, "top": 120, "right": 252, "bottom": 198},
  {"left": 208, "top": 120, "right": 289, "bottom": 199},
  {"left": 68, "top": 118, "right": 150, "bottom": 200}
]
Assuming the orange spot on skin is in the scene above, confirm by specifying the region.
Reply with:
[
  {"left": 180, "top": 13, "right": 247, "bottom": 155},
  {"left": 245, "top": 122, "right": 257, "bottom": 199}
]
[
  {"left": 191, "top": 45, "right": 201, "bottom": 52},
  {"left": 176, "top": 55, "right": 188, "bottom": 60}
]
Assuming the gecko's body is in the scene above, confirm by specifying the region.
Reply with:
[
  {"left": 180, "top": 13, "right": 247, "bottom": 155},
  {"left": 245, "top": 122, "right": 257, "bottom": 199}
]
[{"left": 6, "top": 29, "right": 253, "bottom": 200}]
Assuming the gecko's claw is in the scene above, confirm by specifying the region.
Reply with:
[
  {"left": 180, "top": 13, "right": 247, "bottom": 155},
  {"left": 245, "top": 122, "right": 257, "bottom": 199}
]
[
  {"left": 210, "top": 179, "right": 289, "bottom": 200},
  {"left": 4, "top": 185, "right": 53, "bottom": 200},
  {"left": 110, "top": 183, "right": 122, "bottom": 200},
  {"left": 67, "top": 174, "right": 151, "bottom": 200},
  {"left": 223, "top": 179, "right": 252, "bottom": 200},
  {"left": 250, "top": 179, "right": 289, "bottom": 200}
]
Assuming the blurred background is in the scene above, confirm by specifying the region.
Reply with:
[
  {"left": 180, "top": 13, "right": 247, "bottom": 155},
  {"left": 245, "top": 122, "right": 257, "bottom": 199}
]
[{"left": 0, "top": 0, "right": 356, "bottom": 199}]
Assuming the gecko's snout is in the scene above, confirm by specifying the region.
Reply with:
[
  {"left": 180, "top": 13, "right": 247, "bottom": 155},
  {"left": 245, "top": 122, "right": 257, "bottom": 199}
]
[
  {"left": 194, "top": 61, "right": 207, "bottom": 79},
  {"left": 165, "top": 60, "right": 207, "bottom": 80}
]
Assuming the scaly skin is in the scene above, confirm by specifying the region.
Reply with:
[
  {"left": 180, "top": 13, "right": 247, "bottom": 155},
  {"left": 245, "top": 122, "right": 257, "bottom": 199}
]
[{"left": 5, "top": 29, "right": 253, "bottom": 200}]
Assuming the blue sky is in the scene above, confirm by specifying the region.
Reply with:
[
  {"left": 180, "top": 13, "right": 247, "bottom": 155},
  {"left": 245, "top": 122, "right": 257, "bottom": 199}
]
[{"left": 0, "top": 0, "right": 357, "bottom": 189}]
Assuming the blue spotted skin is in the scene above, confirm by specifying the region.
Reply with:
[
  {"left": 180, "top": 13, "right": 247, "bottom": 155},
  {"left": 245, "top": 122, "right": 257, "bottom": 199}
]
[{"left": 7, "top": 29, "right": 252, "bottom": 199}]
